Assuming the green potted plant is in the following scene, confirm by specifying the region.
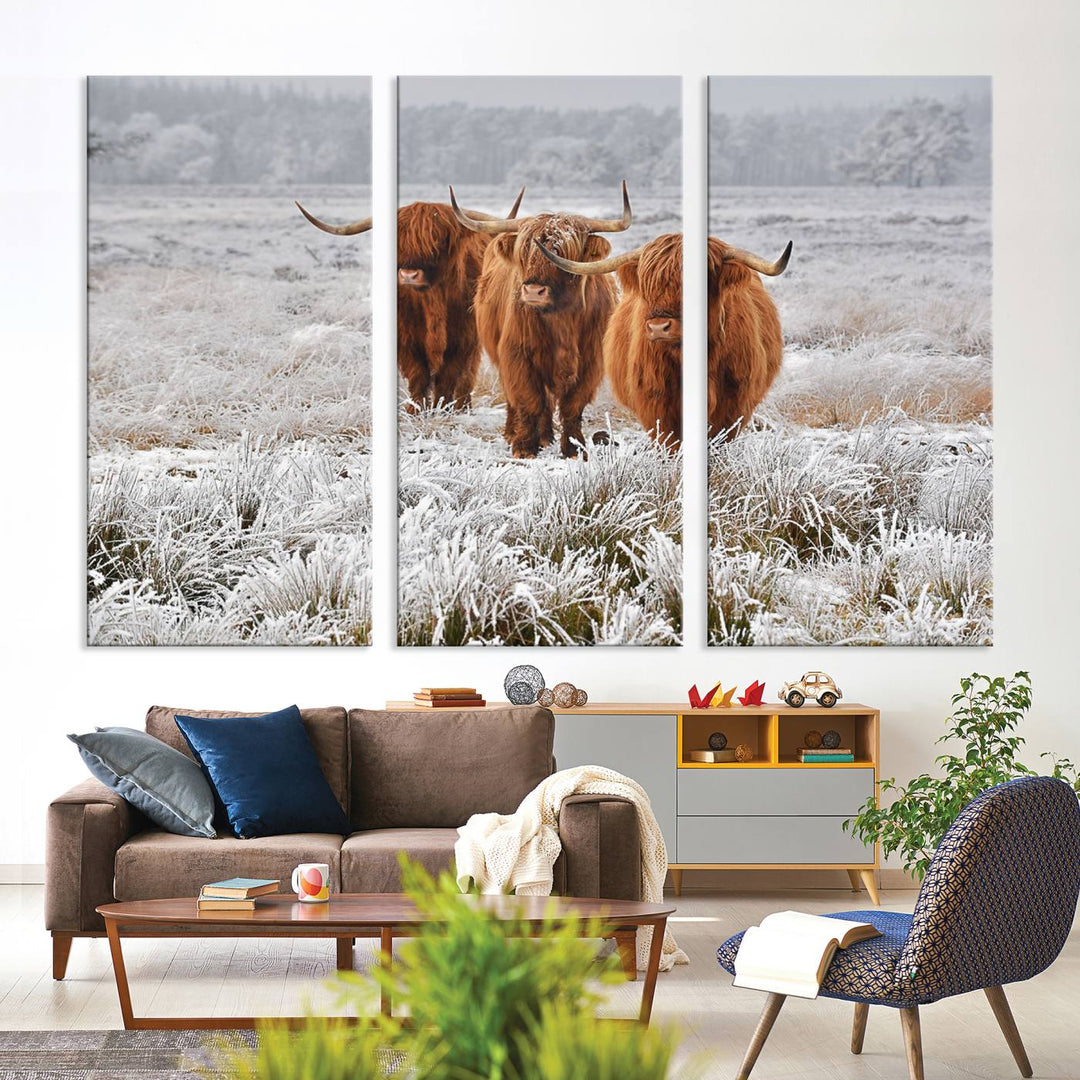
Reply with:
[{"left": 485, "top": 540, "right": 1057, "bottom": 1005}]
[{"left": 846, "top": 671, "right": 1079, "bottom": 879}]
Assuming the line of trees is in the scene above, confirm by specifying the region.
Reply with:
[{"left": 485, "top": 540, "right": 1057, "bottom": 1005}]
[{"left": 710, "top": 95, "right": 990, "bottom": 186}]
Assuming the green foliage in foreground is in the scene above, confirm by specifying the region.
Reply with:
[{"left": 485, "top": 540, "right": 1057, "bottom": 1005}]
[
  {"left": 846, "top": 672, "right": 1080, "bottom": 879},
  {"left": 212, "top": 858, "right": 684, "bottom": 1080}
]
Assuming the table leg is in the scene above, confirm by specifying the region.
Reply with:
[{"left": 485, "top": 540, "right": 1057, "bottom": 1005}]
[
  {"left": 637, "top": 918, "right": 666, "bottom": 1026},
  {"left": 104, "top": 919, "right": 136, "bottom": 1031},
  {"left": 380, "top": 926, "right": 393, "bottom": 1017}
]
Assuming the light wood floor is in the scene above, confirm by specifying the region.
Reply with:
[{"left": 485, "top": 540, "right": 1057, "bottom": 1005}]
[{"left": 3, "top": 884, "right": 1078, "bottom": 1078}]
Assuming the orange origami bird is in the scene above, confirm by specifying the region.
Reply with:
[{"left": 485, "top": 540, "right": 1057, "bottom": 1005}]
[{"left": 710, "top": 683, "right": 737, "bottom": 708}]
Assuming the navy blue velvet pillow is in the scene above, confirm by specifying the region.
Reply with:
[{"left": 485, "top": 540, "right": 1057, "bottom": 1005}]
[{"left": 173, "top": 706, "right": 349, "bottom": 839}]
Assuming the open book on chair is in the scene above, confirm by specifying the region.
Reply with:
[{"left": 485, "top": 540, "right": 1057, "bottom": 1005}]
[{"left": 732, "top": 910, "right": 882, "bottom": 999}]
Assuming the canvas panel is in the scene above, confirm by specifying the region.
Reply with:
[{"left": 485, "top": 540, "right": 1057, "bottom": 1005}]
[{"left": 706, "top": 76, "right": 992, "bottom": 646}]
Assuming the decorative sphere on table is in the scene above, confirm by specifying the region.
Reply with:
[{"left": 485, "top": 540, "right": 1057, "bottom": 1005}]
[
  {"left": 735, "top": 743, "right": 754, "bottom": 762},
  {"left": 552, "top": 682, "right": 577, "bottom": 709},
  {"left": 804, "top": 730, "right": 823, "bottom": 749},
  {"left": 537, "top": 687, "right": 555, "bottom": 707},
  {"left": 572, "top": 687, "right": 589, "bottom": 707},
  {"left": 503, "top": 665, "right": 545, "bottom": 705},
  {"left": 822, "top": 729, "right": 842, "bottom": 749},
  {"left": 708, "top": 732, "right": 728, "bottom": 751}
]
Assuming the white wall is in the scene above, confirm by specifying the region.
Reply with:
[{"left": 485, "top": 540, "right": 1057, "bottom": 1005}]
[{"left": 2, "top": 0, "right": 1078, "bottom": 874}]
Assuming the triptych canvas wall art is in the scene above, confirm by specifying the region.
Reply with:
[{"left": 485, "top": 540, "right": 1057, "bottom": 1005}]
[{"left": 86, "top": 75, "right": 991, "bottom": 647}]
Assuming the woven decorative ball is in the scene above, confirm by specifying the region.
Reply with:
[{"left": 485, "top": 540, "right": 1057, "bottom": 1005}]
[
  {"left": 822, "top": 729, "right": 842, "bottom": 749},
  {"left": 735, "top": 743, "right": 754, "bottom": 762},
  {"left": 804, "top": 730, "right": 823, "bottom": 749},
  {"left": 537, "top": 687, "right": 555, "bottom": 707},
  {"left": 503, "top": 665, "right": 545, "bottom": 706},
  {"left": 572, "top": 687, "right": 589, "bottom": 707},
  {"left": 708, "top": 731, "right": 728, "bottom": 751},
  {"left": 552, "top": 682, "right": 577, "bottom": 709}
]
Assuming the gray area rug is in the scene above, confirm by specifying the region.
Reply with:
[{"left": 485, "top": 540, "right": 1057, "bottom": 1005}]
[{"left": 0, "top": 1030, "right": 254, "bottom": 1079}]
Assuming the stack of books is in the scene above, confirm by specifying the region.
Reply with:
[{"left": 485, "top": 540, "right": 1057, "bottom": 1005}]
[
  {"left": 689, "top": 748, "right": 737, "bottom": 763},
  {"left": 197, "top": 877, "right": 279, "bottom": 911},
  {"left": 797, "top": 747, "right": 855, "bottom": 763},
  {"left": 412, "top": 687, "right": 486, "bottom": 708}
]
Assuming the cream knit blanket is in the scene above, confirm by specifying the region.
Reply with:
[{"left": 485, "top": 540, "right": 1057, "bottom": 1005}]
[{"left": 454, "top": 765, "right": 688, "bottom": 972}]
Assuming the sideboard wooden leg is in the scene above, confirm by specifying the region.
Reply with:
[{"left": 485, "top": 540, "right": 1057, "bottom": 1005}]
[
  {"left": 670, "top": 868, "right": 683, "bottom": 896},
  {"left": 52, "top": 932, "right": 74, "bottom": 981},
  {"left": 846, "top": 869, "right": 862, "bottom": 893},
  {"left": 858, "top": 870, "right": 881, "bottom": 906}
]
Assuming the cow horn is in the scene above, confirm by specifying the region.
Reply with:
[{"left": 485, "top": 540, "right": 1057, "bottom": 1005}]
[
  {"left": 449, "top": 185, "right": 523, "bottom": 234},
  {"left": 295, "top": 202, "right": 373, "bottom": 236},
  {"left": 536, "top": 241, "right": 644, "bottom": 276},
  {"left": 724, "top": 240, "right": 792, "bottom": 277},
  {"left": 580, "top": 181, "right": 633, "bottom": 233},
  {"left": 457, "top": 185, "right": 527, "bottom": 222}
]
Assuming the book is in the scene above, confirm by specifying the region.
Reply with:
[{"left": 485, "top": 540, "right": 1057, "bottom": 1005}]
[
  {"left": 690, "top": 749, "right": 737, "bottom": 763},
  {"left": 200, "top": 877, "right": 279, "bottom": 899},
  {"left": 198, "top": 893, "right": 256, "bottom": 912},
  {"left": 413, "top": 697, "right": 486, "bottom": 708},
  {"left": 419, "top": 687, "right": 477, "bottom": 695},
  {"left": 797, "top": 752, "right": 854, "bottom": 763},
  {"left": 733, "top": 911, "right": 881, "bottom": 999},
  {"left": 799, "top": 747, "right": 853, "bottom": 756},
  {"left": 414, "top": 692, "right": 484, "bottom": 701}
]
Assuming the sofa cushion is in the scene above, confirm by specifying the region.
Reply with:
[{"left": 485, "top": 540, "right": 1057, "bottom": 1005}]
[
  {"left": 145, "top": 705, "right": 349, "bottom": 813},
  {"left": 114, "top": 830, "right": 343, "bottom": 901},
  {"left": 341, "top": 829, "right": 459, "bottom": 892},
  {"left": 174, "top": 706, "right": 350, "bottom": 839},
  {"left": 67, "top": 726, "right": 216, "bottom": 838},
  {"left": 348, "top": 707, "right": 554, "bottom": 829}
]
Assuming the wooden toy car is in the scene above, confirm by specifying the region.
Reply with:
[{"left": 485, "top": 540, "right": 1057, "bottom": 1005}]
[{"left": 779, "top": 672, "right": 842, "bottom": 708}]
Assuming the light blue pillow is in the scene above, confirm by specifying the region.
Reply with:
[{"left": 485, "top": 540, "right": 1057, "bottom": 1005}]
[{"left": 68, "top": 726, "right": 216, "bottom": 838}]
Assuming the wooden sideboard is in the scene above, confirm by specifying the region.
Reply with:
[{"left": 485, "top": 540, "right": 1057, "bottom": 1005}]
[{"left": 385, "top": 701, "right": 881, "bottom": 903}]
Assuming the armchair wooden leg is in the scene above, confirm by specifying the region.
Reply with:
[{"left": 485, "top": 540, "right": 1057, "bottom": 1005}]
[
  {"left": 52, "top": 932, "right": 74, "bottom": 981},
  {"left": 847, "top": 869, "right": 862, "bottom": 893},
  {"left": 851, "top": 1002, "right": 869, "bottom": 1054},
  {"left": 858, "top": 869, "right": 881, "bottom": 906},
  {"left": 984, "top": 985, "right": 1033, "bottom": 1077},
  {"left": 899, "top": 1006, "right": 924, "bottom": 1080},
  {"left": 735, "top": 993, "right": 786, "bottom": 1080}
]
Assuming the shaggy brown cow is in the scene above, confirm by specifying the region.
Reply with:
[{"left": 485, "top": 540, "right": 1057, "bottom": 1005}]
[
  {"left": 295, "top": 189, "right": 524, "bottom": 408},
  {"left": 450, "top": 183, "right": 632, "bottom": 458},
  {"left": 539, "top": 232, "right": 791, "bottom": 443}
]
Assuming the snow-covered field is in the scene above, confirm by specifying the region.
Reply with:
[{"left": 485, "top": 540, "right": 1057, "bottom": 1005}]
[
  {"left": 396, "top": 185, "right": 683, "bottom": 646},
  {"left": 708, "top": 185, "right": 992, "bottom": 645},
  {"left": 88, "top": 185, "right": 373, "bottom": 645}
]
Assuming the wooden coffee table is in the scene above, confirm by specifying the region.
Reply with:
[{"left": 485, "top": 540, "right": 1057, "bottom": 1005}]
[{"left": 97, "top": 893, "right": 675, "bottom": 1030}]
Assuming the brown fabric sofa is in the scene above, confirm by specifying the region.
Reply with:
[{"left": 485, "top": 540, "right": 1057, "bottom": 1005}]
[{"left": 46, "top": 704, "right": 641, "bottom": 979}]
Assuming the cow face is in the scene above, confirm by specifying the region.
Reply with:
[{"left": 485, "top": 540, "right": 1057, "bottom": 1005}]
[
  {"left": 397, "top": 202, "right": 465, "bottom": 290},
  {"left": 631, "top": 233, "right": 682, "bottom": 343},
  {"left": 493, "top": 215, "right": 613, "bottom": 314}
]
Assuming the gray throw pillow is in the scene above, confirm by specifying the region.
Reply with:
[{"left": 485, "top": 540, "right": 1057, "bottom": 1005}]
[{"left": 68, "top": 726, "right": 216, "bottom": 838}]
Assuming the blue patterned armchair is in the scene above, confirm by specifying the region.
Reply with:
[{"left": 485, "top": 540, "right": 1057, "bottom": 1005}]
[{"left": 717, "top": 776, "right": 1080, "bottom": 1080}]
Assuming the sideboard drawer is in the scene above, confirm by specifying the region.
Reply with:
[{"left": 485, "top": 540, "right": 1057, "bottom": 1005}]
[
  {"left": 677, "top": 815, "right": 874, "bottom": 865},
  {"left": 677, "top": 767, "right": 874, "bottom": 817}
]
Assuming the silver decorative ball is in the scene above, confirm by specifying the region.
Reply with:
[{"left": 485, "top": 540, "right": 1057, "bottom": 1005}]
[{"left": 504, "top": 665, "right": 545, "bottom": 705}]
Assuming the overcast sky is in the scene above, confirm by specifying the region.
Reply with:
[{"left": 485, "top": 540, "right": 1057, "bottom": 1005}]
[
  {"left": 400, "top": 76, "right": 679, "bottom": 111},
  {"left": 710, "top": 76, "right": 990, "bottom": 114},
  {"left": 93, "top": 76, "right": 371, "bottom": 100}
]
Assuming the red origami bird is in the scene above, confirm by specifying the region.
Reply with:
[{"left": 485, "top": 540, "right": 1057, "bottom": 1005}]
[
  {"left": 688, "top": 682, "right": 721, "bottom": 709},
  {"left": 738, "top": 680, "right": 765, "bottom": 707}
]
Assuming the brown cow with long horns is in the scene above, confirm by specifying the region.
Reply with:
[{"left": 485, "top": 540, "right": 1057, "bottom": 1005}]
[
  {"left": 538, "top": 232, "right": 791, "bottom": 444},
  {"left": 450, "top": 183, "right": 633, "bottom": 459},
  {"left": 296, "top": 189, "right": 524, "bottom": 409}
]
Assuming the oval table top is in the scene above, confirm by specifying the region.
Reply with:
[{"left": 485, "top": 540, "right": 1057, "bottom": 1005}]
[{"left": 97, "top": 893, "right": 676, "bottom": 928}]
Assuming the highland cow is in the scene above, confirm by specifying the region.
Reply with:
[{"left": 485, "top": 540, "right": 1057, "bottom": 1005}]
[
  {"left": 450, "top": 183, "right": 633, "bottom": 458},
  {"left": 296, "top": 188, "right": 524, "bottom": 408}
]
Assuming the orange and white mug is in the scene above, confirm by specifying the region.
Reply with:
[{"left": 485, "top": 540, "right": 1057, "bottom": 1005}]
[{"left": 291, "top": 862, "right": 330, "bottom": 903}]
